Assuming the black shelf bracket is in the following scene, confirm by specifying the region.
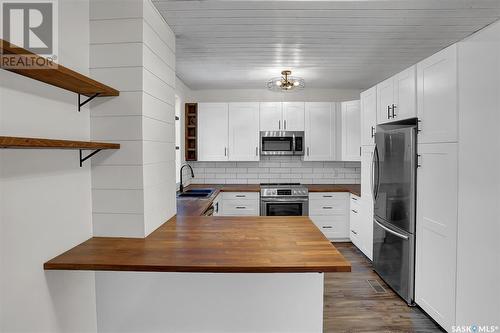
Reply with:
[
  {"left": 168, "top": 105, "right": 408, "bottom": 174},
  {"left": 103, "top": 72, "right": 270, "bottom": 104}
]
[
  {"left": 79, "top": 149, "right": 102, "bottom": 167},
  {"left": 78, "top": 93, "right": 100, "bottom": 111}
]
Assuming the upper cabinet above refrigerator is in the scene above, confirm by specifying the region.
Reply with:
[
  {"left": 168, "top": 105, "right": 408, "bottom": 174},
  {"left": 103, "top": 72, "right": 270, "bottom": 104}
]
[{"left": 377, "top": 65, "right": 417, "bottom": 125}]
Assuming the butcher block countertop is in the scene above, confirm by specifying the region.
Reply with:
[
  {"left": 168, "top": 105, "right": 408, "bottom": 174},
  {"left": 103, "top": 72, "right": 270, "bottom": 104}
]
[
  {"left": 178, "top": 183, "right": 361, "bottom": 217},
  {"left": 44, "top": 216, "right": 351, "bottom": 273}
]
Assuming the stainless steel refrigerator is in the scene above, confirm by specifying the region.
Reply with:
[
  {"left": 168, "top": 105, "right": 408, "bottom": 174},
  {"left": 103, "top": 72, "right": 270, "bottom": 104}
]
[{"left": 372, "top": 124, "right": 417, "bottom": 305}]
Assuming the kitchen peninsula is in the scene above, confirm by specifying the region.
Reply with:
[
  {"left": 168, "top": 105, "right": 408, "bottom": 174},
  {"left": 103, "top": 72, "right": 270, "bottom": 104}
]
[{"left": 45, "top": 187, "right": 351, "bottom": 332}]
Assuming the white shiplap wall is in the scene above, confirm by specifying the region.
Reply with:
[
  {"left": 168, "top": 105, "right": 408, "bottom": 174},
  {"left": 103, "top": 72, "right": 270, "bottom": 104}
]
[{"left": 90, "top": 0, "right": 176, "bottom": 237}]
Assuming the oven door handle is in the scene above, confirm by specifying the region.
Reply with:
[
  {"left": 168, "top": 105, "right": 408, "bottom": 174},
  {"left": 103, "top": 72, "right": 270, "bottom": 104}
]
[{"left": 261, "top": 197, "right": 309, "bottom": 202}]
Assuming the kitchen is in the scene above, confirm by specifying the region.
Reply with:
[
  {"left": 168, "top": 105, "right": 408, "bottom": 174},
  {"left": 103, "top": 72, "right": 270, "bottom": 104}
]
[{"left": 1, "top": 1, "right": 499, "bottom": 333}]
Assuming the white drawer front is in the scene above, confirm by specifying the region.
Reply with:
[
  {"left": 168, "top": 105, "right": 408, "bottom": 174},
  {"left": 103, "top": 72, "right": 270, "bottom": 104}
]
[
  {"left": 309, "top": 199, "right": 348, "bottom": 216},
  {"left": 223, "top": 192, "right": 259, "bottom": 200},
  {"left": 310, "top": 216, "right": 349, "bottom": 240},
  {"left": 222, "top": 199, "right": 259, "bottom": 216},
  {"left": 309, "top": 192, "right": 348, "bottom": 201}
]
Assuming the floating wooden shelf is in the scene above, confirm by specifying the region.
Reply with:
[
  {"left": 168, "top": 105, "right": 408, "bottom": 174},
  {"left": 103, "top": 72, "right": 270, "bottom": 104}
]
[
  {"left": 185, "top": 103, "right": 198, "bottom": 161},
  {"left": 0, "top": 39, "right": 119, "bottom": 110},
  {"left": 0, "top": 136, "right": 120, "bottom": 167},
  {"left": 0, "top": 136, "right": 120, "bottom": 150}
]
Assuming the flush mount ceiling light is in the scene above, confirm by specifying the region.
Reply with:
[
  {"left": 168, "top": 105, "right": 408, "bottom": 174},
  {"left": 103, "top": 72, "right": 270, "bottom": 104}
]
[{"left": 266, "top": 70, "right": 305, "bottom": 92}]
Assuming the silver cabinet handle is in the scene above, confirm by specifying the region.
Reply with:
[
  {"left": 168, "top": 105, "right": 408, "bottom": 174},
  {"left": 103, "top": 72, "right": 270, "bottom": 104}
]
[
  {"left": 236, "top": 206, "right": 246, "bottom": 209},
  {"left": 278, "top": 120, "right": 281, "bottom": 130},
  {"left": 323, "top": 206, "right": 333, "bottom": 209},
  {"left": 387, "top": 105, "right": 392, "bottom": 119},
  {"left": 307, "top": 147, "right": 310, "bottom": 156},
  {"left": 371, "top": 126, "right": 375, "bottom": 138},
  {"left": 351, "top": 197, "right": 358, "bottom": 201},
  {"left": 322, "top": 226, "right": 333, "bottom": 229},
  {"left": 224, "top": 147, "right": 227, "bottom": 156},
  {"left": 351, "top": 209, "right": 358, "bottom": 213},
  {"left": 256, "top": 147, "right": 258, "bottom": 156},
  {"left": 322, "top": 195, "right": 333, "bottom": 198},
  {"left": 235, "top": 195, "right": 246, "bottom": 198},
  {"left": 284, "top": 120, "right": 287, "bottom": 130},
  {"left": 392, "top": 104, "right": 397, "bottom": 118},
  {"left": 351, "top": 230, "right": 358, "bottom": 235},
  {"left": 374, "top": 220, "right": 409, "bottom": 240}
]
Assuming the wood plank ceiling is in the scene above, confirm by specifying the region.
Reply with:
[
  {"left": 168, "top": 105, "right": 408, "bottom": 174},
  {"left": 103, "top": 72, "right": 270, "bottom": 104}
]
[{"left": 153, "top": 0, "right": 500, "bottom": 90}]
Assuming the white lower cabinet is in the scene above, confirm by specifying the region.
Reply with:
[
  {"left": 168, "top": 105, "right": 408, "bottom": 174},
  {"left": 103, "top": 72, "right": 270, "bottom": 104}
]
[
  {"left": 309, "top": 193, "right": 349, "bottom": 241},
  {"left": 349, "top": 194, "right": 362, "bottom": 248},
  {"left": 220, "top": 192, "right": 259, "bottom": 216},
  {"left": 415, "top": 143, "right": 458, "bottom": 330}
]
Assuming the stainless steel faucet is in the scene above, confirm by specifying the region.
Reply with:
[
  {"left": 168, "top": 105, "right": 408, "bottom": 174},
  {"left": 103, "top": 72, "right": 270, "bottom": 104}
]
[{"left": 179, "top": 164, "right": 194, "bottom": 193}]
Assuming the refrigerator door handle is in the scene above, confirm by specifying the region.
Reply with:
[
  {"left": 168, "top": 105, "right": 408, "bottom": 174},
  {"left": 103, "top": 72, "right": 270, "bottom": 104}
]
[
  {"left": 372, "top": 145, "right": 380, "bottom": 200},
  {"left": 375, "top": 220, "right": 409, "bottom": 240}
]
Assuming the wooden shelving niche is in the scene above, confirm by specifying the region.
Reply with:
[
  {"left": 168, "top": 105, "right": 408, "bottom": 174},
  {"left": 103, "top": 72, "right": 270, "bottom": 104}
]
[{"left": 185, "top": 103, "right": 198, "bottom": 161}]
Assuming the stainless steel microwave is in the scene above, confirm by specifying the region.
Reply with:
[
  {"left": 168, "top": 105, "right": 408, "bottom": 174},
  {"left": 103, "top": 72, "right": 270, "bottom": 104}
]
[{"left": 260, "top": 131, "right": 304, "bottom": 156}]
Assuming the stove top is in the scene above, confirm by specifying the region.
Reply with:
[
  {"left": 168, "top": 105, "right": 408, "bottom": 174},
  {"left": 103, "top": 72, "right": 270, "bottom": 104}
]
[{"left": 260, "top": 183, "right": 308, "bottom": 197}]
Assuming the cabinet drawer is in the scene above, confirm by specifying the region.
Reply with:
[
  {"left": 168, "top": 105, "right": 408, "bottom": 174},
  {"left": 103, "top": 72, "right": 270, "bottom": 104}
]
[
  {"left": 222, "top": 199, "right": 259, "bottom": 216},
  {"left": 222, "top": 192, "right": 259, "bottom": 200},
  {"left": 309, "top": 192, "right": 348, "bottom": 201},
  {"left": 309, "top": 200, "right": 348, "bottom": 216},
  {"left": 310, "top": 216, "right": 349, "bottom": 240}
]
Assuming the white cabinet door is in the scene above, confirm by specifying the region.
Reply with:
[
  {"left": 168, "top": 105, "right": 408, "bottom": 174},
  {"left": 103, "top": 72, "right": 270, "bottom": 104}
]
[
  {"left": 260, "top": 102, "right": 282, "bottom": 131},
  {"left": 376, "top": 77, "right": 394, "bottom": 124},
  {"left": 341, "top": 100, "right": 361, "bottom": 161},
  {"left": 304, "top": 102, "right": 335, "bottom": 161},
  {"left": 417, "top": 44, "right": 458, "bottom": 143},
  {"left": 393, "top": 65, "right": 417, "bottom": 121},
  {"left": 415, "top": 143, "right": 458, "bottom": 330},
  {"left": 282, "top": 102, "right": 305, "bottom": 131},
  {"left": 361, "top": 86, "right": 377, "bottom": 146},
  {"left": 360, "top": 145, "right": 375, "bottom": 260},
  {"left": 198, "top": 103, "right": 228, "bottom": 161},
  {"left": 228, "top": 103, "right": 260, "bottom": 161}
]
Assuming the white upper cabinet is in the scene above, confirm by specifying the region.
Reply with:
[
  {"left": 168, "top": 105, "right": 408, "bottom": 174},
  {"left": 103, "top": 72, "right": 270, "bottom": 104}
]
[
  {"left": 360, "top": 86, "right": 377, "bottom": 146},
  {"left": 198, "top": 103, "right": 229, "bottom": 161},
  {"left": 304, "top": 102, "right": 336, "bottom": 161},
  {"left": 341, "top": 100, "right": 361, "bottom": 161},
  {"left": 228, "top": 103, "right": 260, "bottom": 161},
  {"left": 417, "top": 44, "right": 458, "bottom": 143},
  {"left": 377, "top": 65, "right": 417, "bottom": 124},
  {"left": 282, "top": 102, "right": 305, "bottom": 131},
  {"left": 376, "top": 77, "right": 395, "bottom": 124},
  {"left": 393, "top": 66, "right": 417, "bottom": 120},
  {"left": 259, "top": 102, "right": 282, "bottom": 131}
]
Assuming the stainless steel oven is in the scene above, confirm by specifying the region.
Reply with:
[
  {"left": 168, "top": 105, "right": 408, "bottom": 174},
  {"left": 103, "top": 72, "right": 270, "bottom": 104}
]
[
  {"left": 260, "top": 183, "right": 309, "bottom": 216},
  {"left": 260, "top": 131, "right": 304, "bottom": 156}
]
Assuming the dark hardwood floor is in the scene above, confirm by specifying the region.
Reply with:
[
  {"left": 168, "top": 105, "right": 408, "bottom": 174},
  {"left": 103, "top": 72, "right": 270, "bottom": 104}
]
[{"left": 324, "top": 243, "right": 444, "bottom": 333}]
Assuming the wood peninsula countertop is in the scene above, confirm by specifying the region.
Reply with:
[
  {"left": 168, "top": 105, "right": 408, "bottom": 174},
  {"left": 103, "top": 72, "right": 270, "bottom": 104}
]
[{"left": 44, "top": 216, "right": 351, "bottom": 273}]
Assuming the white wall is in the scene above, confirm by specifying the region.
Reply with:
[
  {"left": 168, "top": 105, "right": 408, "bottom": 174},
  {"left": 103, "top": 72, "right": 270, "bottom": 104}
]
[
  {"left": 90, "top": 0, "right": 177, "bottom": 237},
  {"left": 0, "top": 1, "right": 97, "bottom": 331},
  {"left": 456, "top": 20, "right": 500, "bottom": 327},
  {"left": 191, "top": 88, "right": 360, "bottom": 103}
]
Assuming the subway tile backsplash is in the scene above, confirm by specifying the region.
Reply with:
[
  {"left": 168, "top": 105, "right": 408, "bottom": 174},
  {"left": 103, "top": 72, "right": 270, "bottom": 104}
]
[{"left": 186, "top": 156, "right": 360, "bottom": 185}]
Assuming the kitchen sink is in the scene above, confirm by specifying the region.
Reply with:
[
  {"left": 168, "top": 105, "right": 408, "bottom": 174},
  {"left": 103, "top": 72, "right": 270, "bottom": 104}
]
[{"left": 177, "top": 188, "right": 215, "bottom": 198}]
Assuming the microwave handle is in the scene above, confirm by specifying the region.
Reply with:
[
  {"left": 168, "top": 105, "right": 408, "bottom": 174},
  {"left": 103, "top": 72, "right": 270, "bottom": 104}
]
[{"left": 292, "top": 133, "right": 296, "bottom": 153}]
